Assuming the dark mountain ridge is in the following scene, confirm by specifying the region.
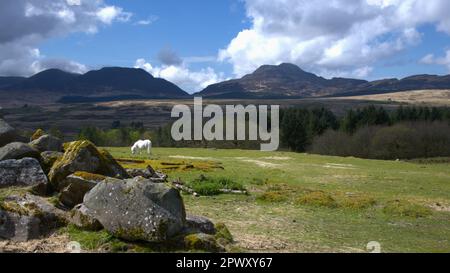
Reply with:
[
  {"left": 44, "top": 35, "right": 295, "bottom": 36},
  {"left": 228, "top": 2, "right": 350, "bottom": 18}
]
[
  {"left": 0, "top": 67, "right": 189, "bottom": 103},
  {"left": 198, "top": 63, "right": 450, "bottom": 99}
]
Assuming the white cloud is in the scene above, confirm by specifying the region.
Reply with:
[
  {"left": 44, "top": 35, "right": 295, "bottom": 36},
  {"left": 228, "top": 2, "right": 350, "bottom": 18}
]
[
  {"left": 135, "top": 15, "right": 159, "bottom": 26},
  {"left": 219, "top": 0, "right": 450, "bottom": 78},
  {"left": 96, "top": 6, "right": 132, "bottom": 25},
  {"left": 420, "top": 50, "right": 450, "bottom": 71},
  {"left": 0, "top": 0, "right": 131, "bottom": 76},
  {"left": 135, "top": 59, "right": 226, "bottom": 93}
]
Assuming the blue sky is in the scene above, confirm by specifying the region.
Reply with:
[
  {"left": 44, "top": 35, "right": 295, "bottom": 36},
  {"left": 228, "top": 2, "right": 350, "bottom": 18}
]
[
  {"left": 40, "top": 0, "right": 248, "bottom": 73},
  {"left": 2, "top": 0, "right": 450, "bottom": 93}
]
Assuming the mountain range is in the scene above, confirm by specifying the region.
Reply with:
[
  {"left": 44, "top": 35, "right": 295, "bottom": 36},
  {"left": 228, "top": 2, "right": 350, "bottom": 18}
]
[
  {"left": 1, "top": 63, "right": 450, "bottom": 103},
  {"left": 197, "top": 63, "right": 450, "bottom": 98},
  {"left": 0, "top": 67, "right": 188, "bottom": 103}
]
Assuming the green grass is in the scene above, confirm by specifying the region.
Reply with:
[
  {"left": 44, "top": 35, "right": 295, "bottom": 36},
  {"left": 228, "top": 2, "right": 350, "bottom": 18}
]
[
  {"left": 105, "top": 147, "right": 450, "bottom": 253},
  {"left": 186, "top": 175, "right": 246, "bottom": 196}
]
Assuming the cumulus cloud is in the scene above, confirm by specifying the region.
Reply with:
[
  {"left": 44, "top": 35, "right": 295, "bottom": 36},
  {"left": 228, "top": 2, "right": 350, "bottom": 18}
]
[
  {"left": 420, "top": 50, "right": 450, "bottom": 71},
  {"left": 219, "top": 0, "right": 450, "bottom": 78},
  {"left": 0, "top": 0, "right": 131, "bottom": 76},
  {"left": 135, "top": 59, "right": 226, "bottom": 93}
]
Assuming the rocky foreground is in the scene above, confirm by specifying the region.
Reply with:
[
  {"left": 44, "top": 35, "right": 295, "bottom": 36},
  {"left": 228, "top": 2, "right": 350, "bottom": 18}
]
[{"left": 0, "top": 120, "right": 232, "bottom": 253}]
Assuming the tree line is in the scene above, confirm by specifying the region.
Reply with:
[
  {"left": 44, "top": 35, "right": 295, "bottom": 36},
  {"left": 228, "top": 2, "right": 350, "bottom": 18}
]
[{"left": 75, "top": 105, "right": 450, "bottom": 160}]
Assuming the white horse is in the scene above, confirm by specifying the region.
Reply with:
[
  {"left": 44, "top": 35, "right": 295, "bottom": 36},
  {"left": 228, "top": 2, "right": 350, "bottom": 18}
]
[{"left": 131, "top": 139, "right": 152, "bottom": 155}]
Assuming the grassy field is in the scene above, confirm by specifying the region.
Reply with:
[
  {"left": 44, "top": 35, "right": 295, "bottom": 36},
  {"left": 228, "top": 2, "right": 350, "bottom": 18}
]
[{"left": 105, "top": 147, "right": 450, "bottom": 253}]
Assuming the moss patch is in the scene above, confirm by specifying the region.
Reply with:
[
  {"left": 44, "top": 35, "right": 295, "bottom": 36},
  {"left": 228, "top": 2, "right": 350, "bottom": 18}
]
[
  {"left": 117, "top": 158, "right": 223, "bottom": 172},
  {"left": 214, "top": 222, "right": 233, "bottom": 244},
  {"left": 339, "top": 194, "right": 376, "bottom": 209},
  {"left": 256, "top": 191, "right": 288, "bottom": 203},
  {"left": 296, "top": 191, "right": 338, "bottom": 208},
  {"left": 383, "top": 200, "right": 432, "bottom": 218},
  {"left": 73, "top": 171, "right": 106, "bottom": 182},
  {"left": 30, "top": 128, "right": 45, "bottom": 141},
  {"left": 184, "top": 233, "right": 223, "bottom": 252},
  {"left": 48, "top": 140, "right": 128, "bottom": 186}
]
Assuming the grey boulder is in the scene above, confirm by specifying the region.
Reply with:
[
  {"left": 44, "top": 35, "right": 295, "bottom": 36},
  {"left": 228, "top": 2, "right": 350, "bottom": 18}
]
[
  {"left": 0, "top": 119, "right": 26, "bottom": 147},
  {"left": 58, "top": 174, "right": 99, "bottom": 209},
  {"left": 0, "top": 158, "right": 48, "bottom": 191},
  {"left": 30, "top": 135, "right": 63, "bottom": 152},
  {"left": 0, "top": 194, "right": 67, "bottom": 241},
  {"left": 184, "top": 215, "right": 216, "bottom": 235},
  {"left": 69, "top": 204, "right": 103, "bottom": 231},
  {"left": 83, "top": 177, "right": 186, "bottom": 242},
  {"left": 0, "top": 142, "right": 40, "bottom": 161}
]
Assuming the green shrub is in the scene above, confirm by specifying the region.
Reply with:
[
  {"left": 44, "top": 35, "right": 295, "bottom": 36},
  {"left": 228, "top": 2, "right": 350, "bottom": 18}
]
[
  {"left": 383, "top": 200, "right": 432, "bottom": 218},
  {"left": 340, "top": 195, "right": 376, "bottom": 209},
  {"left": 187, "top": 176, "right": 246, "bottom": 196},
  {"left": 296, "top": 191, "right": 338, "bottom": 208},
  {"left": 256, "top": 191, "right": 287, "bottom": 203}
]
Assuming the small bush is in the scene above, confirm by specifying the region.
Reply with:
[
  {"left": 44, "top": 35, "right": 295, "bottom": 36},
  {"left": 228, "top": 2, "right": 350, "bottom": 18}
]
[
  {"left": 187, "top": 176, "right": 245, "bottom": 196},
  {"left": 340, "top": 195, "right": 376, "bottom": 209},
  {"left": 296, "top": 191, "right": 338, "bottom": 208},
  {"left": 256, "top": 191, "right": 288, "bottom": 203},
  {"left": 383, "top": 200, "right": 432, "bottom": 218}
]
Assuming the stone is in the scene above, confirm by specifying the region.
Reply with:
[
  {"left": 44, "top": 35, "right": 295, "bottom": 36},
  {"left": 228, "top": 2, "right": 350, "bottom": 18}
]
[
  {"left": 30, "top": 129, "right": 45, "bottom": 142},
  {"left": 39, "top": 151, "right": 63, "bottom": 174},
  {"left": 126, "top": 165, "right": 167, "bottom": 183},
  {"left": 83, "top": 177, "right": 186, "bottom": 242},
  {"left": 69, "top": 204, "right": 102, "bottom": 231},
  {"left": 0, "top": 194, "right": 67, "bottom": 241},
  {"left": 184, "top": 215, "right": 216, "bottom": 235},
  {"left": 184, "top": 233, "right": 225, "bottom": 252},
  {"left": 48, "top": 140, "right": 130, "bottom": 188},
  {"left": 58, "top": 173, "right": 103, "bottom": 208},
  {"left": 0, "top": 142, "right": 40, "bottom": 161},
  {"left": 30, "top": 135, "right": 63, "bottom": 152},
  {"left": 0, "top": 158, "right": 49, "bottom": 190},
  {"left": 0, "top": 119, "right": 26, "bottom": 147}
]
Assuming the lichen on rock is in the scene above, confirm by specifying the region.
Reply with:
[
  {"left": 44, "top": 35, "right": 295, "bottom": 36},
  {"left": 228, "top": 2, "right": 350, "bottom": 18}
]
[{"left": 48, "top": 140, "right": 130, "bottom": 188}]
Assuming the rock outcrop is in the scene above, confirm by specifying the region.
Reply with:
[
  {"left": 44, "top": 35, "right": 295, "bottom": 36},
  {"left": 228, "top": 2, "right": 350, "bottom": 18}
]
[
  {"left": 39, "top": 151, "right": 63, "bottom": 174},
  {"left": 48, "top": 140, "right": 130, "bottom": 188},
  {"left": 30, "top": 135, "right": 63, "bottom": 152},
  {"left": 58, "top": 172, "right": 104, "bottom": 208},
  {"left": 0, "top": 142, "right": 40, "bottom": 161},
  {"left": 83, "top": 177, "right": 186, "bottom": 242},
  {"left": 0, "top": 119, "right": 26, "bottom": 147},
  {"left": 0, "top": 158, "right": 48, "bottom": 190},
  {"left": 0, "top": 194, "right": 67, "bottom": 241},
  {"left": 69, "top": 204, "right": 103, "bottom": 231}
]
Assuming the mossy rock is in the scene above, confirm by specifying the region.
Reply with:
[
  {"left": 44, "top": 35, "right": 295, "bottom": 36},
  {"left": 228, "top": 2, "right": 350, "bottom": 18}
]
[
  {"left": 214, "top": 222, "right": 233, "bottom": 245},
  {"left": 184, "top": 233, "right": 224, "bottom": 252},
  {"left": 73, "top": 171, "right": 106, "bottom": 182},
  {"left": 40, "top": 151, "right": 63, "bottom": 174},
  {"left": 30, "top": 129, "right": 45, "bottom": 141},
  {"left": 48, "top": 140, "right": 130, "bottom": 188},
  {"left": 0, "top": 194, "right": 68, "bottom": 241}
]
